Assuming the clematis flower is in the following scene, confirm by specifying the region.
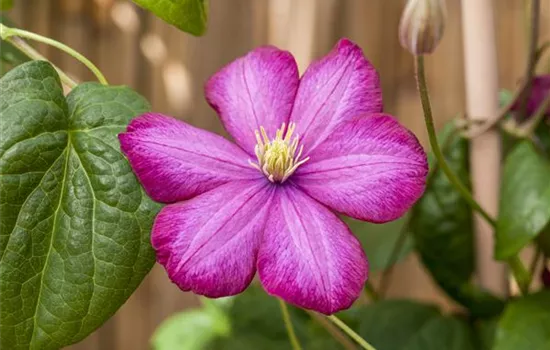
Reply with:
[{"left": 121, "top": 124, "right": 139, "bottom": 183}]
[
  {"left": 119, "top": 39, "right": 428, "bottom": 314},
  {"left": 511, "top": 75, "right": 550, "bottom": 119}
]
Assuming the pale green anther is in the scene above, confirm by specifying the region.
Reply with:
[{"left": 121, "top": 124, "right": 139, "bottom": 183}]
[{"left": 249, "top": 122, "right": 309, "bottom": 183}]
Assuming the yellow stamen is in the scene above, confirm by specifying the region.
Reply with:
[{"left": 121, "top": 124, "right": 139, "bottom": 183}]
[{"left": 249, "top": 122, "right": 309, "bottom": 183}]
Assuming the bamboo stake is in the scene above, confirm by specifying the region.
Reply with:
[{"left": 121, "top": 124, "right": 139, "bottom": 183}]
[{"left": 460, "top": 0, "right": 507, "bottom": 296}]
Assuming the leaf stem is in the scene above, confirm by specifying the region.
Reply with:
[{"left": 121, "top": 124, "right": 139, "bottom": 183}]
[
  {"left": 3, "top": 36, "right": 77, "bottom": 88},
  {"left": 327, "top": 315, "right": 376, "bottom": 350},
  {"left": 463, "top": 42, "right": 550, "bottom": 138},
  {"left": 278, "top": 299, "right": 302, "bottom": 350},
  {"left": 518, "top": 0, "right": 540, "bottom": 121},
  {"left": 0, "top": 23, "right": 108, "bottom": 85},
  {"left": 414, "top": 55, "right": 532, "bottom": 295},
  {"left": 414, "top": 55, "right": 496, "bottom": 228},
  {"left": 306, "top": 311, "right": 357, "bottom": 350}
]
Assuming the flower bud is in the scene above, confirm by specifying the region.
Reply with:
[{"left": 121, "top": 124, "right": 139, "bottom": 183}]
[
  {"left": 510, "top": 75, "right": 550, "bottom": 120},
  {"left": 399, "top": 0, "right": 447, "bottom": 55}
]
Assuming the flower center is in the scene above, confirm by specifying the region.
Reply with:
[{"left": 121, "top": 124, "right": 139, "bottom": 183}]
[{"left": 249, "top": 122, "right": 309, "bottom": 183}]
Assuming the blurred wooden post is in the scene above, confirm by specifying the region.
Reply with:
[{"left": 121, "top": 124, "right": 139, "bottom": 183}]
[{"left": 461, "top": 0, "right": 508, "bottom": 296}]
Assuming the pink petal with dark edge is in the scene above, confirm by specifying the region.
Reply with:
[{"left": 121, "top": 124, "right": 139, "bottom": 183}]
[
  {"left": 205, "top": 46, "right": 299, "bottom": 155},
  {"left": 290, "top": 38, "right": 382, "bottom": 155},
  {"left": 294, "top": 114, "right": 428, "bottom": 223},
  {"left": 257, "top": 185, "right": 368, "bottom": 315},
  {"left": 152, "top": 180, "right": 274, "bottom": 297},
  {"left": 119, "top": 113, "right": 261, "bottom": 203}
]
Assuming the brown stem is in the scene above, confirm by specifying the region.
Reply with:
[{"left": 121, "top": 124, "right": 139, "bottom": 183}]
[{"left": 518, "top": 0, "right": 541, "bottom": 120}]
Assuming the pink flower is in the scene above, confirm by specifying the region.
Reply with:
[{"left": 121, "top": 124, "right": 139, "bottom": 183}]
[
  {"left": 511, "top": 75, "right": 550, "bottom": 118},
  {"left": 119, "top": 39, "right": 428, "bottom": 314}
]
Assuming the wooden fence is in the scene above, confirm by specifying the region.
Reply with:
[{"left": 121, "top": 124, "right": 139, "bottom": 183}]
[{"left": 6, "top": 0, "right": 550, "bottom": 348}]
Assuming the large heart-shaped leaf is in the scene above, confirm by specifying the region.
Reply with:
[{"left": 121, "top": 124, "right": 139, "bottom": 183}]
[
  {"left": 495, "top": 141, "right": 550, "bottom": 260},
  {"left": 356, "top": 300, "right": 475, "bottom": 350},
  {"left": 131, "top": 0, "right": 208, "bottom": 36},
  {"left": 493, "top": 291, "right": 550, "bottom": 350},
  {"left": 0, "top": 61, "right": 160, "bottom": 349},
  {"left": 410, "top": 123, "right": 503, "bottom": 317}
]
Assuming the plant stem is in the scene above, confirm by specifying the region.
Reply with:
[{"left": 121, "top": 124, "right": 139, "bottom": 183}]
[
  {"left": 0, "top": 23, "right": 108, "bottom": 85},
  {"left": 463, "top": 42, "right": 550, "bottom": 138},
  {"left": 415, "top": 55, "right": 531, "bottom": 295},
  {"left": 5, "top": 36, "right": 77, "bottom": 88},
  {"left": 521, "top": 93, "right": 550, "bottom": 135},
  {"left": 501, "top": 92, "right": 550, "bottom": 139},
  {"left": 278, "top": 299, "right": 302, "bottom": 350},
  {"left": 518, "top": 0, "right": 540, "bottom": 120},
  {"left": 306, "top": 311, "right": 357, "bottom": 350},
  {"left": 327, "top": 315, "right": 377, "bottom": 350},
  {"left": 414, "top": 55, "right": 496, "bottom": 228},
  {"left": 508, "top": 255, "right": 531, "bottom": 295},
  {"left": 363, "top": 282, "right": 379, "bottom": 302}
]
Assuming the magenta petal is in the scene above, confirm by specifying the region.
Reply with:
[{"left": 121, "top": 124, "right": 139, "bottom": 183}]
[
  {"left": 294, "top": 114, "right": 428, "bottom": 223},
  {"left": 257, "top": 186, "right": 367, "bottom": 315},
  {"left": 119, "top": 113, "right": 261, "bottom": 203},
  {"left": 205, "top": 46, "right": 299, "bottom": 154},
  {"left": 152, "top": 180, "right": 274, "bottom": 297},
  {"left": 290, "top": 39, "right": 382, "bottom": 155}
]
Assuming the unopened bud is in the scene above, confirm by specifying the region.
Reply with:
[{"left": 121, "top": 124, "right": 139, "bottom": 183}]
[{"left": 399, "top": 0, "right": 447, "bottom": 55}]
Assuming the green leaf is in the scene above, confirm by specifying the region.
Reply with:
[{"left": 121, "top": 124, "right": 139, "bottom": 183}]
[
  {"left": 473, "top": 317, "right": 499, "bottom": 350},
  {"left": 493, "top": 291, "right": 550, "bottom": 350},
  {"left": 0, "top": 15, "right": 29, "bottom": 75},
  {"left": 357, "top": 300, "right": 475, "bottom": 350},
  {"left": 151, "top": 298, "right": 232, "bottom": 350},
  {"left": 410, "top": 123, "right": 504, "bottom": 317},
  {"left": 131, "top": 0, "right": 208, "bottom": 36},
  {"left": 534, "top": 122, "right": 550, "bottom": 156},
  {"left": 345, "top": 214, "right": 412, "bottom": 272},
  {"left": 0, "top": 0, "right": 14, "bottom": 11},
  {"left": 411, "top": 123, "right": 473, "bottom": 284},
  {"left": 0, "top": 61, "right": 160, "bottom": 349},
  {"left": 215, "top": 286, "right": 307, "bottom": 345},
  {"left": 358, "top": 300, "right": 440, "bottom": 349},
  {"left": 205, "top": 286, "right": 340, "bottom": 350},
  {"left": 402, "top": 317, "right": 476, "bottom": 350},
  {"left": 496, "top": 141, "right": 550, "bottom": 260}
]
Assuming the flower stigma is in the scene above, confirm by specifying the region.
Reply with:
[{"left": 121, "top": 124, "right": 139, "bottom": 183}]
[{"left": 249, "top": 122, "right": 309, "bottom": 183}]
